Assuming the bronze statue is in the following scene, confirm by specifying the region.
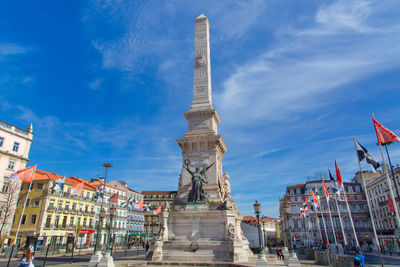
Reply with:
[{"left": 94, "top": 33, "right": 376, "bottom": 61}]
[{"left": 184, "top": 159, "right": 214, "bottom": 203}]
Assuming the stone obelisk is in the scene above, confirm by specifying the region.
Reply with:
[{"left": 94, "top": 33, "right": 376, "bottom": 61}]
[{"left": 150, "top": 14, "right": 252, "bottom": 263}]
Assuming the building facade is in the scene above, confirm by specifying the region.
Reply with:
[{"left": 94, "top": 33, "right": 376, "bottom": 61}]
[
  {"left": 242, "top": 215, "right": 279, "bottom": 247},
  {"left": 108, "top": 180, "right": 144, "bottom": 234},
  {"left": 10, "top": 170, "right": 97, "bottom": 248},
  {"left": 141, "top": 190, "right": 176, "bottom": 236},
  {"left": 90, "top": 181, "right": 128, "bottom": 245},
  {"left": 0, "top": 120, "right": 33, "bottom": 239},
  {"left": 364, "top": 166, "right": 400, "bottom": 254},
  {"left": 280, "top": 179, "right": 373, "bottom": 248}
]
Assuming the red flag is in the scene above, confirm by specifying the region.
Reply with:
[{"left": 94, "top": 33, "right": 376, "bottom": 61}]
[
  {"left": 135, "top": 200, "right": 143, "bottom": 209},
  {"left": 153, "top": 205, "right": 161, "bottom": 215},
  {"left": 312, "top": 191, "right": 319, "bottom": 207},
  {"left": 372, "top": 117, "right": 400, "bottom": 145},
  {"left": 72, "top": 183, "right": 84, "bottom": 196},
  {"left": 9, "top": 165, "right": 36, "bottom": 182},
  {"left": 323, "top": 180, "right": 329, "bottom": 200},
  {"left": 335, "top": 160, "right": 344, "bottom": 188},
  {"left": 108, "top": 192, "right": 118, "bottom": 203}
]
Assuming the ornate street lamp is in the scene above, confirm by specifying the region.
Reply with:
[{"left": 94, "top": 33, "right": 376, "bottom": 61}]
[
  {"left": 284, "top": 204, "right": 301, "bottom": 265},
  {"left": 89, "top": 163, "right": 113, "bottom": 266},
  {"left": 97, "top": 205, "right": 117, "bottom": 267},
  {"left": 253, "top": 200, "right": 267, "bottom": 265}
]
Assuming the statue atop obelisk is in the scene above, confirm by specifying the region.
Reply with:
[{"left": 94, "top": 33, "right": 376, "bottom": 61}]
[
  {"left": 176, "top": 14, "right": 227, "bottom": 204},
  {"left": 150, "top": 15, "right": 252, "bottom": 263}
]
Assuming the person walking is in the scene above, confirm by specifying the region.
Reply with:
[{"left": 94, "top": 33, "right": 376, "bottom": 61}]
[
  {"left": 19, "top": 247, "right": 34, "bottom": 267},
  {"left": 353, "top": 248, "right": 365, "bottom": 267}
]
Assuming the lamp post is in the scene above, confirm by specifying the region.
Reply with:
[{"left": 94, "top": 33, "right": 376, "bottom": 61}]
[
  {"left": 89, "top": 163, "right": 113, "bottom": 266},
  {"left": 262, "top": 220, "right": 269, "bottom": 254},
  {"left": 284, "top": 205, "right": 300, "bottom": 266},
  {"left": 253, "top": 200, "right": 267, "bottom": 266},
  {"left": 97, "top": 204, "right": 116, "bottom": 267}
]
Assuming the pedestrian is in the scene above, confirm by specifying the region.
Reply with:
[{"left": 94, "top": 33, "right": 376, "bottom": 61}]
[
  {"left": 276, "top": 248, "right": 280, "bottom": 259},
  {"left": 278, "top": 248, "right": 284, "bottom": 260},
  {"left": 19, "top": 247, "right": 34, "bottom": 267},
  {"left": 353, "top": 248, "right": 365, "bottom": 267},
  {"left": 145, "top": 242, "right": 150, "bottom": 254}
]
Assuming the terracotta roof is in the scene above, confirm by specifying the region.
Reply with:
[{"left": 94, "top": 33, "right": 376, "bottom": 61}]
[
  {"left": 287, "top": 184, "right": 305, "bottom": 189},
  {"left": 33, "top": 170, "right": 96, "bottom": 191},
  {"left": 90, "top": 181, "right": 123, "bottom": 191},
  {"left": 124, "top": 185, "right": 140, "bottom": 193},
  {"left": 242, "top": 216, "right": 256, "bottom": 221},
  {"left": 68, "top": 176, "right": 97, "bottom": 191},
  {"left": 141, "top": 190, "right": 177, "bottom": 195}
]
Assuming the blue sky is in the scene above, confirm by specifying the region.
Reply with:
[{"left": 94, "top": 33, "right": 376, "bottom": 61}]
[{"left": 1, "top": 0, "right": 400, "bottom": 217}]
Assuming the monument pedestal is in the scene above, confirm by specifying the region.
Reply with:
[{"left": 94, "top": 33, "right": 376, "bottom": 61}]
[
  {"left": 88, "top": 251, "right": 103, "bottom": 266},
  {"left": 97, "top": 252, "right": 114, "bottom": 267},
  {"left": 151, "top": 204, "right": 252, "bottom": 263}
]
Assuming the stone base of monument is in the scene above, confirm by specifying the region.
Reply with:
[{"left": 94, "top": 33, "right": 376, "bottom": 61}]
[
  {"left": 288, "top": 252, "right": 301, "bottom": 267},
  {"left": 88, "top": 251, "right": 103, "bottom": 266},
  {"left": 150, "top": 203, "right": 253, "bottom": 263}
]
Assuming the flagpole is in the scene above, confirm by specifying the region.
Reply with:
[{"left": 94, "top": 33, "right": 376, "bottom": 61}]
[
  {"left": 320, "top": 206, "right": 330, "bottom": 245},
  {"left": 326, "top": 196, "right": 338, "bottom": 245},
  {"left": 373, "top": 114, "right": 400, "bottom": 229},
  {"left": 303, "top": 215, "right": 309, "bottom": 245},
  {"left": 342, "top": 184, "right": 359, "bottom": 247},
  {"left": 378, "top": 143, "right": 400, "bottom": 228},
  {"left": 43, "top": 185, "right": 63, "bottom": 267},
  {"left": 354, "top": 139, "right": 384, "bottom": 267},
  {"left": 315, "top": 209, "right": 324, "bottom": 244},
  {"left": 384, "top": 144, "right": 400, "bottom": 208},
  {"left": 6, "top": 166, "right": 36, "bottom": 267},
  {"left": 334, "top": 195, "right": 347, "bottom": 245}
]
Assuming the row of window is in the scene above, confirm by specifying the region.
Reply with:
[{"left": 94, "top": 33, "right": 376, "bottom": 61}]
[
  {"left": 289, "top": 185, "right": 362, "bottom": 195},
  {"left": 291, "top": 217, "right": 370, "bottom": 229},
  {"left": 145, "top": 194, "right": 176, "bottom": 199},
  {"left": 46, "top": 214, "right": 94, "bottom": 228},
  {"left": 0, "top": 137, "right": 20, "bottom": 152},
  {"left": 49, "top": 199, "right": 95, "bottom": 213}
]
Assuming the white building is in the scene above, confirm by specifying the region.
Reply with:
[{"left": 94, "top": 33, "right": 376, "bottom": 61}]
[
  {"left": 90, "top": 181, "right": 128, "bottom": 246},
  {"left": 0, "top": 120, "right": 33, "bottom": 239},
  {"left": 108, "top": 180, "right": 144, "bottom": 234},
  {"left": 363, "top": 167, "right": 400, "bottom": 254}
]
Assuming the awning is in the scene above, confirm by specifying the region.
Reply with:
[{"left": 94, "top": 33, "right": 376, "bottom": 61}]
[
  {"left": 128, "top": 233, "right": 152, "bottom": 237},
  {"left": 76, "top": 230, "right": 95, "bottom": 234}
]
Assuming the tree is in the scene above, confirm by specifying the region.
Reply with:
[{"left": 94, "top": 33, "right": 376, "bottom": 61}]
[{"left": 0, "top": 180, "right": 20, "bottom": 238}]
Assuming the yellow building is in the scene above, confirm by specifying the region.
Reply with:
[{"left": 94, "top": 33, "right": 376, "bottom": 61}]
[{"left": 11, "top": 169, "right": 97, "bottom": 248}]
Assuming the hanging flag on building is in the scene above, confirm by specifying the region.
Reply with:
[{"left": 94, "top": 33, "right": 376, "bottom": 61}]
[
  {"left": 134, "top": 200, "right": 143, "bottom": 210},
  {"left": 323, "top": 180, "right": 329, "bottom": 201},
  {"left": 354, "top": 138, "right": 381, "bottom": 172},
  {"left": 335, "top": 160, "right": 344, "bottom": 192},
  {"left": 153, "top": 205, "right": 161, "bottom": 215},
  {"left": 94, "top": 186, "right": 104, "bottom": 200},
  {"left": 108, "top": 192, "right": 119, "bottom": 203},
  {"left": 51, "top": 176, "right": 66, "bottom": 192},
  {"left": 72, "top": 182, "right": 84, "bottom": 196},
  {"left": 372, "top": 116, "right": 400, "bottom": 145},
  {"left": 9, "top": 165, "right": 36, "bottom": 182}
]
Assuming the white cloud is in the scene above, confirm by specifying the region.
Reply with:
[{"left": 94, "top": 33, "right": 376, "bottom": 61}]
[
  {"left": 0, "top": 43, "right": 29, "bottom": 56},
  {"left": 215, "top": 0, "right": 400, "bottom": 126}
]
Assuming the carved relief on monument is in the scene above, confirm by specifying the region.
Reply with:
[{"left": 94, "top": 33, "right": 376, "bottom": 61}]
[
  {"left": 194, "top": 49, "right": 208, "bottom": 77},
  {"left": 227, "top": 223, "right": 235, "bottom": 240}
]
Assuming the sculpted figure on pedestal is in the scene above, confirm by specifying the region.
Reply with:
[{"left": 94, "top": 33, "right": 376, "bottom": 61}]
[
  {"left": 184, "top": 159, "right": 214, "bottom": 203},
  {"left": 221, "top": 172, "right": 237, "bottom": 210}
]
